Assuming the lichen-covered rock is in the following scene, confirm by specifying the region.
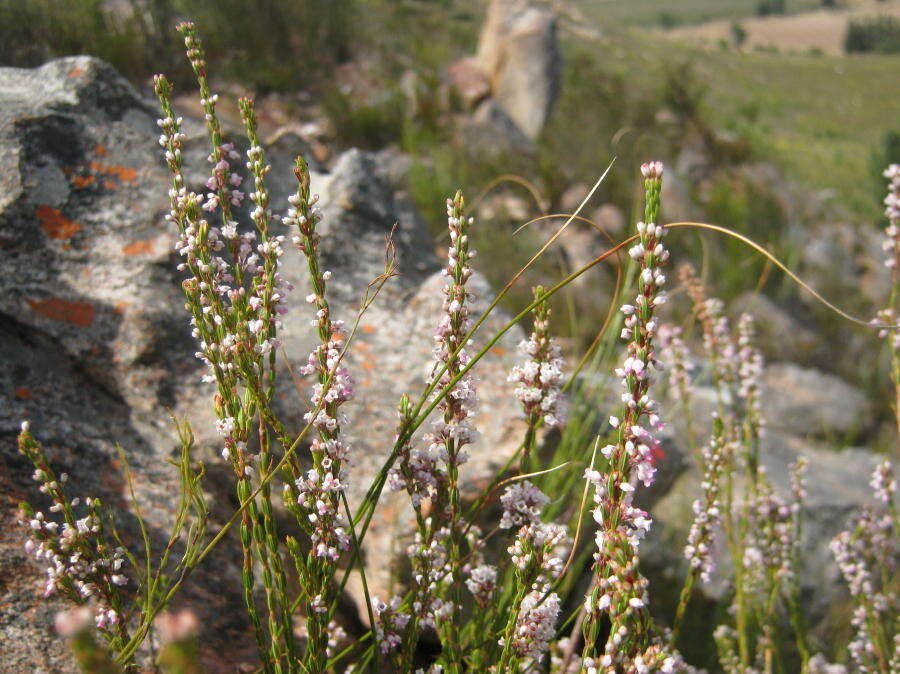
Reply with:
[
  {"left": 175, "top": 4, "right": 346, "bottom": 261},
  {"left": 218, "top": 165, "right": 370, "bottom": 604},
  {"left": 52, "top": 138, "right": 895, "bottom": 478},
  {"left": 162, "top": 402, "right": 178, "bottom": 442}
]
[
  {"left": 0, "top": 56, "right": 528, "bottom": 669},
  {"left": 0, "top": 55, "right": 248, "bottom": 673}
]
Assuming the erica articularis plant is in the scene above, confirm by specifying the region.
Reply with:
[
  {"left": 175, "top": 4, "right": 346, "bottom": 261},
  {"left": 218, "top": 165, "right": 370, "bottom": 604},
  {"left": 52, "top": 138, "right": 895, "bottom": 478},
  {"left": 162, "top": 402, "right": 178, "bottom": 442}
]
[
  {"left": 157, "top": 26, "right": 296, "bottom": 670},
  {"left": 16, "top": 423, "right": 130, "bottom": 649},
  {"left": 494, "top": 483, "right": 569, "bottom": 671},
  {"left": 741, "top": 460, "right": 809, "bottom": 672},
  {"left": 580, "top": 161, "right": 679, "bottom": 672},
  {"left": 830, "top": 460, "right": 898, "bottom": 674},
  {"left": 672, "top": 268, "right": 820, "bottom": 671},
  {"left": 509, "top": 285, "right": 567, "bottom": 470},
  {"left": 16, "top": 19, "right": 900, "bottom": 672},
  {"left": 284, "top": 154, "right": 356, "bottom": 669},
  {"left": 875, "top": 164, "right": 900, "bottom": 436},
  {"left": 678, "top": 264, "right": 738, "bottom": 405},
  {"left": 380, "top": 193, "right": 478, "bottom": 670},
  {"left": 671, "top": 416, "right": 728, "bottom": 641},
  {"left": 428, "top": 192, "right": 479, "bottom": 667},
  {"left": 15, "top": 412, "right": 211, "bottom": 671},
  {"left": 659, "top": 324, "right": 697, "bottom": 456}
]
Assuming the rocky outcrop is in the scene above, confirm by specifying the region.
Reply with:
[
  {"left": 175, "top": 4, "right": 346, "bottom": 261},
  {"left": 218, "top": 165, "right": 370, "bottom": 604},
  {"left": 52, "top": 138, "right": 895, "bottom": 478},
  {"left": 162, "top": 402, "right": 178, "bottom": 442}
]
[
  {"left": 0, "top": 55, "right": 228, "bottom": 673},
  {"left": 474, "top": 0, "right": 561, "bottom": 140},
  {"left": 0, "top": 56, "right": 526, "bottom": 670}
]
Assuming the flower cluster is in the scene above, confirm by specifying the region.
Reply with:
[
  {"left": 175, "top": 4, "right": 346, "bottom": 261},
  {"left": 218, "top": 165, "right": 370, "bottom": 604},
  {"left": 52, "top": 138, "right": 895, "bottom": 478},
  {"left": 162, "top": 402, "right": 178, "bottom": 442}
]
[
  {"left": 871, "top": 459, "right": 897, "bottom": 506},
  {"left": 684, "top": 423, "right": 727, "bottom": 584},
  {"left": 509, "top": 286, "right": 567, "bottom": 429},
  {"left": 464, "top": 564, "right": 497, "bottom": 608},
  {"left": 294, "top": 467, "right": 350, "bottom": 561},
  {"left": 509, "top": 590, "right": 561, "bottom": 661},
  {"left": 873, "top": 165, "right": 900, "bottom": 355},
  {"left": 373, "top": 596, "right": 411, "bottom": 654},
  {"left": 501, "top": 481, "right": 569, "bottom": 582},
  {"left": 388, "top": 398, "right": 443, "bottom": 508},
  {"left": 658, "top": 324, "right": 692, "bottom": 404},
  {"left": 496, "top": 476, "right": 569, "bottom": 669},
  {"left": 830, "top": 460, "right": 897, "bottom": 672},
  {"left": 426, "top": 192, "right": 479, "bottom": 473},
  {"left": 155, "top": 75, "right": 291, "bottom": 409},
  {"left": 390, "top": 194, "right": 478, "bottom": 512},
  {"left": 679, "top": 265, "right": 738, "bottom": 393},
  {"left": 508, "top": 521, "right": 569, "bottom": 581},
  {"left": 499, "top": 480, "right": 550, "bottom": 530},
  {"left": 742, "top": 467, "right": 801, "bottom": 591},
  {"left": 883, "top": 164, "right": 900, "bottom": 274},
  {"left": 407, "top": 525, "right": 455, "bottom": 627},
  {"left": 16, "top": 424, "right": 127, "bottom": 633},
  {"left": 582, "top": 161, "right": 669, "bottom": 666},
  {"left": 736, "top": 313, "right": 765, "bottom": 436},
  {"left": 582, "top": 640, "right": 683, "bottom": 673},
  {"left": 283, "top": 158, "right": 355, "bottom": 564}
]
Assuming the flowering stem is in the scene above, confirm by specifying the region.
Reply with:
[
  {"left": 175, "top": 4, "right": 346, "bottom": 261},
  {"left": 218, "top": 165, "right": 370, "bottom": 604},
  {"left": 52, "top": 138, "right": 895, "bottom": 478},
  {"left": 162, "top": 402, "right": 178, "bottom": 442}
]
[{"left": 581, "top": 161, "right": 669, "bottom": 668}]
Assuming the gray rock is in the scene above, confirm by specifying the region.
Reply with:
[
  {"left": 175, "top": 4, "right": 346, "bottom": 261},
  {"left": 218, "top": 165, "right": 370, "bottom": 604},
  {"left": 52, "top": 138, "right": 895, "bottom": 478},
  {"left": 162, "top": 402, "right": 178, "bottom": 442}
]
[
  {"left": 730, "top": 292, "right": 820, "bottom": 364},
  {"left": 458, "top": 98, "right": 535, "bottom": 159},
  {"left": 476, "top": 0, "right": 561, "bottom": 140},
  {"left": 643, "top": 429, "right": 882, "bottom": 647},
  {"left": 761, "top": 363, "right": 874, "bottom": 440}
]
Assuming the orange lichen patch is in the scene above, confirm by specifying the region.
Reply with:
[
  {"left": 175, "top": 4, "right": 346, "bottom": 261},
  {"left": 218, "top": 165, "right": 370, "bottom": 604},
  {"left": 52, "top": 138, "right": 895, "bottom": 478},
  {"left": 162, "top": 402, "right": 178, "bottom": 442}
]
[
  {"left": 103, "top": 180, "right": 118, "bottom": 190},
  {"left": 122, "top": 238, "right": 156, "bottom": 257},
  {"left": 27, "top": 297, "right": 95, "bottom": 327},
  {"left": 72, "top": 174, "right": 95, "bottom": 189},
  {"left": 361, "top": 324, "right": 377, "bottom": 334},
  {"left": 93, "top": 144, "right": 108, "bottom": 157},
  {"left": 13, "top": 388, "right": 32, "bottom": 400},
  {"left": 100, "top": 469, "right": 121, "bottom": 494},
  {"left": 67, "top": 67, "right": 84, "bottom": 78},
  {"left": 489, "top": 346, "right": 508, "bottom": 356},
  {"left": 35, "top": 205, "right": 82, "bottom": 240},
  {"left": 89, "top": 161, "right": 137, "bottom": 183},
  {"left": 361, "top": 360, "right": 376, "bottom": 372},
  {"left": 114, "top": 301, "right": 132, "bottom": 313},
  {"left": 90, "top": 345, "right": 102, "bottom": 356}
]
